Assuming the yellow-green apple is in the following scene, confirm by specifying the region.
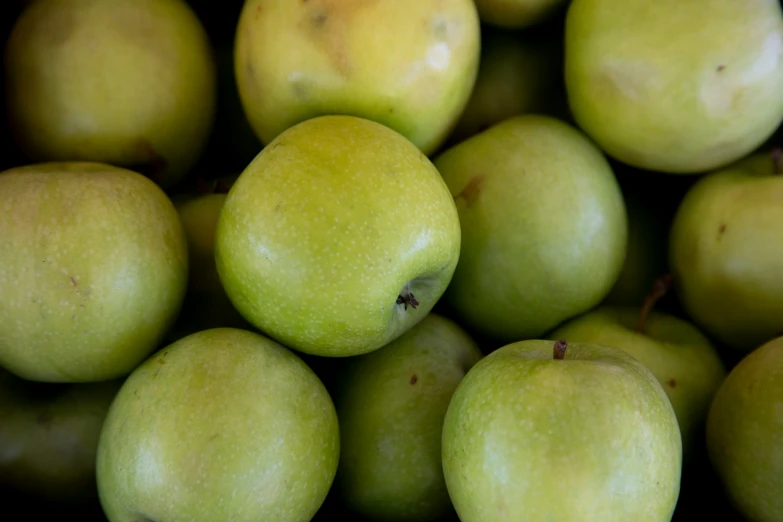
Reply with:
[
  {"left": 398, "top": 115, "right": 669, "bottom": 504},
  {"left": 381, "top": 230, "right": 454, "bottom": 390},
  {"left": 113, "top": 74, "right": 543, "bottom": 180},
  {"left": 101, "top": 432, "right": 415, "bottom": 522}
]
[
  {"left": 550, "top": 276, "right": 726, "bottom": 458},
  {"left": 4, "top": 0, "right": 216, "bottom": 187},
  {"left": 215, "top": 115, "right": 461, "bottom": 357},
  {"left": 442, "top": 339, "right": 682, "bottom": 522},
  {"left": 434, "top": 114, "right": 627, "bottom": 342},
  {"left": 96, "top": 327, "right": 340, "bottom": 522},
  {"left": 565, "top": 0, "right": 783, "bottom": 173},
  {"left": 0, "top": 162, "right": 188, "bottom": 382},
  {"left": 669, "top": 148, "right": 783, "bottom": 352},
  {"left": 334, "top": 314, "right": 482, "bottom": 521},
  {"left": 706, "top": 335, "right": 783, "bottom": 522},
  {"left": 234, "top": 0, "right": 480, "bottom": 156}
]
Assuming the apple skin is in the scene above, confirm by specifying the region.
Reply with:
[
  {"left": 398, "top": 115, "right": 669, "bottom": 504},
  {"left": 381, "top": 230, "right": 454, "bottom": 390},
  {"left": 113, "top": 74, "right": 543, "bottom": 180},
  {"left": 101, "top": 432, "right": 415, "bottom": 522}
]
[
  {"left": 4, "top": 0, "right": 217, "bottom": 187},
  {"left": 442, "top": 339, "right": 682, "bottom": 522},
  {"left": 434, "top": 114, "right": 627, "bottom": 343},
  {"left": 473, "top": 0, "right": 567, "bottom": 29},
  {"left": 96, "top": 327, "right": 340, "bottom": 522},
  {"left": 706, "top": 336, "right": 783, "bottom": 522},
  {"left": 334, "top": 314, "right": 482, "bottom": 521},
  {"left": 549, "top": 306, "right": 726, "bottom": 458},
  {"left": 565, "top": 0, "right": 783, "bottom": 174},
  {"left": 669, "top": 150, "right": 783, "bottom": 353},
  {"left": 0, "top": 369, "right": 123, "bottom": 504},
  {"left": 215, "top": 115, "right": 461, "bottom": 357},
  {"left": 0, "top": 162, "right": 188, "bottom": 383},
  {"left": 234, "top": 0, "right": 480, "bottom": 156}
]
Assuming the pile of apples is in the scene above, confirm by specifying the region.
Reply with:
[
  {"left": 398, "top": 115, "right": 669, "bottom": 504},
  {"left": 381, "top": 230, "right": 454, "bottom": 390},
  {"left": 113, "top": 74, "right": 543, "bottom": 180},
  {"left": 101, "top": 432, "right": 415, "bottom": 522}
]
[{"left": 2, "top": 1, "right": 783, "bottom": 521}]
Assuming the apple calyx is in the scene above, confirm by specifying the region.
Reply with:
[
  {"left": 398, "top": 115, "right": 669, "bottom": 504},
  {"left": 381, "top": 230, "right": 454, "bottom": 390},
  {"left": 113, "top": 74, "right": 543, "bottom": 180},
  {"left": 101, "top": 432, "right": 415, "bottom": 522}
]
[
  {"left": 772, "top": 148, "right": 783, "bottom": 175},
  {"left": 635, "top": 274, "right": 674, "bottom": 333},
  {"left": 553, "top": 339, "right": 567, "bottom": 360},
  {"left": 396, "top": 283, "right": 419, "bottom": 311}
]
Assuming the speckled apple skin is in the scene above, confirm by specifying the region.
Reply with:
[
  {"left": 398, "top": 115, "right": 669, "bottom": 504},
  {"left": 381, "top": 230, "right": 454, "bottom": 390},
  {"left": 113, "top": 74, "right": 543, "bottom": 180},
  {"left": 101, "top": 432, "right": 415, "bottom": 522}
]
[
  {"left": 96, "top": 327, "right": 340, "bottom": 522},
  {"left": 442, "top": 340, "right": 682, "bottom": 522},
  {"left": 0, "top": 162, "right": 188, "bottom": 382},
  {"left": 215, "top": 115, "right": 461, "bottom": 358}
]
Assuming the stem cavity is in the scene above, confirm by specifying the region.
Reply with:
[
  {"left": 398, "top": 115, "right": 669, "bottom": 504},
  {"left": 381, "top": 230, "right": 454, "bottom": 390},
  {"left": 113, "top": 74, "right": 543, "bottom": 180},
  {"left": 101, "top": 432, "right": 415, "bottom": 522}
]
[{"left": 396, "top": 284, "right": 419, "bottom": 311}]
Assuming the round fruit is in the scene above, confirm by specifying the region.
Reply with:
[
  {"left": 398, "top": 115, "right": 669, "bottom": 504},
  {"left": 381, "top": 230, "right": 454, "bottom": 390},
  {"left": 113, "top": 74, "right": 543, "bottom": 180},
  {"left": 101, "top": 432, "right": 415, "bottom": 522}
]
[
  {"left": 5, "top": 0, "right": 217, "bottom": 187},
  {"left": 215, "top": 115, "right": 461, "bottom": 357},
  {"left": 0, "top": 162, "right": 188, "bottom": 382},
  {"left": 234, "top": 0, "right": 480, "bottom": 155},
  {"left": 707, "top": 336, "right": 783, "bottom": 522}
]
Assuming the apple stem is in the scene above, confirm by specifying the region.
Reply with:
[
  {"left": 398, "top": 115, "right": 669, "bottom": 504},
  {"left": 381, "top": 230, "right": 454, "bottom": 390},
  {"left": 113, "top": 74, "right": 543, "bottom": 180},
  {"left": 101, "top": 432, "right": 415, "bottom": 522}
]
[
  {"left": 772, "top": 148, "right": 783, "bottom": 175},
  {"left": 635, "top": 274, "right": 674, "bottom": 333},
  {"left": 396, "top": 284, "right": 419, "bottom": 311},
  {"left": 553, "top": 340, "right": 567, "bottom": 360}
]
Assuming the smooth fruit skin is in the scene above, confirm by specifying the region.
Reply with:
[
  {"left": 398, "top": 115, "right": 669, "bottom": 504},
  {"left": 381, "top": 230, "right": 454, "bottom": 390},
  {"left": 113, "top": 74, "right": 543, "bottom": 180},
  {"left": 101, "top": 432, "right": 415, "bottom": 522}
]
[
  {"left": 234, "top": 0, "right": 480, "bottom": 156},
  {"left": 96, "top": 328, "right": 340, "bottom": 522},
  {"left": 669, "top": 151, "right": 783, "bottom": 353},
  {"left": 565, "top": 0, "right": 783, "bottom": 174},
  {"left": 473, "top": 0, "right": 567, "bottom": 29},
  {"left": 435, "top": 115, "right": 627, "bottom": 342},
  {"left": 335, "top": 314, "right": 482, "bottom": 521},
  {"left": 215, "top": 115, "right": 461, "bottom": 357},
  {"left": 706, "top": 336, "right": 783, "bottom": 522},
  {"left": 549, "top": 306, "right": 726, "bottom": 458},
  {"left": 442, "top": 340, "right": 682, "bottom": 522},
  {"left": 5, "top": 0, "right": 217, "bottom": 187},
  {"left": 0, "top": 370, "right": 122, "bottom": 503},
  {"left": 0, "top": 162, "right": 188, "bottom": 383}
]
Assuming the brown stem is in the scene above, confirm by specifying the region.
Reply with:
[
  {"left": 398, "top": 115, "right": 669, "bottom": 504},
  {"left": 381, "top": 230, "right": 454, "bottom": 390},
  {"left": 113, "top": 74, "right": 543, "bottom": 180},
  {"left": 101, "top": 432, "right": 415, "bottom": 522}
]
[
  {"left": 771, "top": 148, "right": 783, "bottom": 175},
  {"left": 635, "top": 274, "right": 674, "bottom": 333},
  {"left": 553, "top": 340, "right": 567, "bottom": 360},
  {"left": 396, "top": 285, "right": 419, "bottom": 311}
]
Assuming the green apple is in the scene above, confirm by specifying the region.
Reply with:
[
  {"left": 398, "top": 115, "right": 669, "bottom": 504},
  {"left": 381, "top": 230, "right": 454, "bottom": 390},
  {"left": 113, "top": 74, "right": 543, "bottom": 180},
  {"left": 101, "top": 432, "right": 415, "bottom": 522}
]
[
  {"left": 172, "top": 190, "right": 252, "bottom": 340},
  {"left": 96, "top": 327, "right": 340, "bottom": 522},
  {"left": 434, "top": 115, "right": 627, "bottom": 342},
  {"left": 5, "top": 0, "right": 216, "bottom": 187},
  {"left": 473, "top": 0, "right": 567, "bottom": 29},
  {"left": 0, "top": 369, "right": 122, "bottom": 504},
  {"left": 442, "top": 339, "right": 682, "bottom": 522},
  {"left": 565, "top": 0, "right": 783, "bottom": 174},
  {"left": 447, "top": 28, "right": 563, "bottom": 145},
  {"left": 334, "top": 314, "right": 482, "bottom": 521},
  {"left": 215, "top": 115, "right": 461, "bottom": 357},
  {"left": 706, "top": 335, "right": 783, "bottom": 522},
  {"left": 669, "top": 149, "right": 783, "bottom": 353},
  {"left": 0, "top": 162, "right": 188, "bottom": 382},
  {"left": 234, "top": 0, "right": 480, "bottom": 156},
  {"left": 549, "top": 299, "right": 726, "bottom": 458}
]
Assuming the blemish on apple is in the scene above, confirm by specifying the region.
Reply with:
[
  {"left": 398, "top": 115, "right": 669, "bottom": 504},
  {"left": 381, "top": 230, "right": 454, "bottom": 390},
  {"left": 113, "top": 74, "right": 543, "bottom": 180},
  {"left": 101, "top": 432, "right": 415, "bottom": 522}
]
[
  {"left": 454, "top": 175, "right": 484, "bottom": 206},
  {"left": 410, "top": 374, "right": 418, "bottom": 385}
]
